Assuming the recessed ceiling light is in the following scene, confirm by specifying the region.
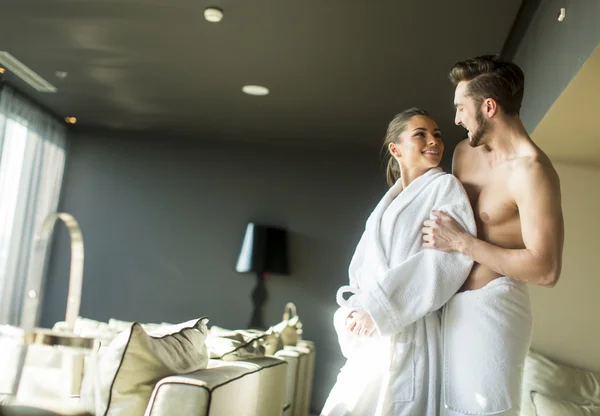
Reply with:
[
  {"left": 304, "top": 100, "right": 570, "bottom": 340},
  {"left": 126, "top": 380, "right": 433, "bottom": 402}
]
[
  {"left": 204, "top": 7, "right": 224, "bottom": 23},
  {"left": 64, "top": 117, "right": 77, "bottom": 124},
  {"left": 242, "top": 85, "right": 270, "bottom": 96},
  {"left": 0, "top": 51, "right": 57, "bottom": 93},
  {"left": 55, "top": 71, "right": 68, "bottom": 80}
]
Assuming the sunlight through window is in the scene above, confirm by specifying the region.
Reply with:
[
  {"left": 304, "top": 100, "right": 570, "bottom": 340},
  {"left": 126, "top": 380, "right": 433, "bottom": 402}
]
[{"left": 0, "top": 117, "right": 28, "bottom": 284}]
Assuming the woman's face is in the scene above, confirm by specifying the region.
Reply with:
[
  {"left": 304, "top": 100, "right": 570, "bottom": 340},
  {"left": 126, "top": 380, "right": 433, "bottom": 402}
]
[{"left": 389, "top": 115, "right": 444, "bottom": 172}]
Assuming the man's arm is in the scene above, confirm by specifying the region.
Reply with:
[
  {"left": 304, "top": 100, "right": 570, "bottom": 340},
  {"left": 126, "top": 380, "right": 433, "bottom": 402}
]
[{"left": 423, "top": 162, "right": 564, "bottom": 287}]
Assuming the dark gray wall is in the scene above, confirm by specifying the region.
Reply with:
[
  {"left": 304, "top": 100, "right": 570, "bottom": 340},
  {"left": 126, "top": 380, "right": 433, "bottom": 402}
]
[
  {"left": 507, "top": 0, "right": 600, "bottom": 131},
  {"left": 41, "top": 130, "right": 385, "bottom": 411}
]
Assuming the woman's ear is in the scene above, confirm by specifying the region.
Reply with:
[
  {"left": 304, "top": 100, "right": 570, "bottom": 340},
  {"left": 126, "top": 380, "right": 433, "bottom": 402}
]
[{"left": 389, "top": 142, "right": 401, "bottom": 158}]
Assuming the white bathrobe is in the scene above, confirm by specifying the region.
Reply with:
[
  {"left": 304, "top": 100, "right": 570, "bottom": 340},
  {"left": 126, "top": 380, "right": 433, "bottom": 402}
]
[{"left": 321, "top": 168, "right": 476, "bottom": 416}]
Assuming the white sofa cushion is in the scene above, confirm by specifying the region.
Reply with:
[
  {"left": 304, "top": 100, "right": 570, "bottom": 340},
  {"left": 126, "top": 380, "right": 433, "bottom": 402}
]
[
  {"left": 532, "top": 392, "right": 600, "bottom": 415},
  {"left": 521, "top": 350, "right": 600, "bottom": 416},
  {"left": 80, "top": 317, "right": 209, "bottom": 416}
]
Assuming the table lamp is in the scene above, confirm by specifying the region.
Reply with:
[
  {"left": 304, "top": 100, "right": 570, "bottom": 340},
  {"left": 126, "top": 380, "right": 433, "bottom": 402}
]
[{"left": 235, "top": 223, "right": 290, "bottom": 329}]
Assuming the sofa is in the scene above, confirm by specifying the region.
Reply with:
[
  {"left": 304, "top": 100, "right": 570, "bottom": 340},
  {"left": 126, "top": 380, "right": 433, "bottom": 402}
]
[
  {"left": 519, "top": 349, "right": 600, "bottom": 415},
  {"left": 0, "top": 317, "right": 316, "bottom": 416},
  {"left": 145, "top": 342, "right": 315, "bottom": 416}
]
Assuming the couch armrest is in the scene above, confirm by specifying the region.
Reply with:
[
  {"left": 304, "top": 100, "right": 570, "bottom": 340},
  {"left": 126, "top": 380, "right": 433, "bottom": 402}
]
[{"left": 145, "top": 357, "right": 287, "bottom": 416}]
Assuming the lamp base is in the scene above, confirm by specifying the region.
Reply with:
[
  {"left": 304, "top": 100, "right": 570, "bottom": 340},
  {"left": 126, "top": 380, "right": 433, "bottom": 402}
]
[{"left": 248, "top": 273, "right": 267, "bottom": 329}]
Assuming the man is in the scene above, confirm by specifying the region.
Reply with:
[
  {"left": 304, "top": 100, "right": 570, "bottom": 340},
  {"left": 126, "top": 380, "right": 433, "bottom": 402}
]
[{"left": 422, "top": 55, "right": 564, "bottom": 415}]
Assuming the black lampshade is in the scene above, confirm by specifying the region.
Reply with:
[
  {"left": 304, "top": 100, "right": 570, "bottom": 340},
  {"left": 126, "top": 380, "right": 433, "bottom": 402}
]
[{"left": 236, "top": 223, "right": 290, "bottom": 275}]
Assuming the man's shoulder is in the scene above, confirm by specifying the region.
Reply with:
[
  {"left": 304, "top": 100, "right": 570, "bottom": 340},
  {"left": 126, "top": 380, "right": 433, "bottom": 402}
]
[
  {"left": 512, "top": 153, "right": 558, "bottom": 178},
  {"left": 455, "top": 138, "right": 471, "bottom": 150},
  {"left": 511, "top": 154, "right": 560, "bottom": 190},
  {"left": 453, "top": 138, "right": 472, "bottom": 158},
  {"left": 452, "top": 138, "right": 478, "bottom": 175}
]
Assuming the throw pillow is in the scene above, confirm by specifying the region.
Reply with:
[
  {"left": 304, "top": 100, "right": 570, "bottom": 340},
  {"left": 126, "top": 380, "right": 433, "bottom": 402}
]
[
  {"left": 532, "top": 392, "right": 600, "bottom": 416},
  {"left": 521, "top": 350, "right": 600, "bottom": 415},
  {"left": 206, "top": 326, "right": 267, "bottom": 361},
  {"left": 80, "top": 317, "right": 209, "bottom": 416}
]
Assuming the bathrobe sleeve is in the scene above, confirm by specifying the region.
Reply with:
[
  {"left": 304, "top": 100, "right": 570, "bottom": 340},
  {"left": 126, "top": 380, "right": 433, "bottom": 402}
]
[
  {"left": 356, "top": 175, "right": 476, "bottom": 337},
  {"left": 348, "top": 232, "right": 366, "bottom": 289},
  {"left": 332, "top": 232, "right": 368, "bottom": 358}
]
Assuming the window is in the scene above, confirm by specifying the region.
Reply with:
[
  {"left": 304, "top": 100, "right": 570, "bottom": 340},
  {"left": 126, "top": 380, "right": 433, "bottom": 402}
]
[
  {"left": 0, "top": 118, "right": 28, "bottom": 277},
  {"left": 0, "top": 86, "right": 67, "bottom": 327}
]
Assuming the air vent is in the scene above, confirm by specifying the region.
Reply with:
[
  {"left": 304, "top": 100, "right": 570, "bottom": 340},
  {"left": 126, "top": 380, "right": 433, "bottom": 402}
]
[{"left": 0, "top": 51, "right": 57, "bottom": 93}]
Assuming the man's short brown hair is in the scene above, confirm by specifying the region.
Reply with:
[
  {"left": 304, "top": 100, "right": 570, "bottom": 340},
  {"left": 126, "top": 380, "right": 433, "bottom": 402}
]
[{"left": 449, "top": 55, "right": 524, "bottom": 115}]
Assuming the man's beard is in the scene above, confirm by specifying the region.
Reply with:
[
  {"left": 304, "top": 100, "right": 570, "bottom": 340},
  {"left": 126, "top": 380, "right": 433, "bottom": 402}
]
[{"left": 469, "top": 110, "right": 489, "bottom": 147}]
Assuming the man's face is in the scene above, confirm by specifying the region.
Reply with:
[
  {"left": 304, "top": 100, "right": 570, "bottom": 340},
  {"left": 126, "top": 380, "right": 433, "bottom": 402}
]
[{"left": 454, "top": 81, "right": 489, "bottom": 147}]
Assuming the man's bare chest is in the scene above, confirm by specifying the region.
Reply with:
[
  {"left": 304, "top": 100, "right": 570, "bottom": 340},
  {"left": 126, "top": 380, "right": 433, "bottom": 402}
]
[{"left": 460, "top": 174, "right": 517, "bottom": 227}]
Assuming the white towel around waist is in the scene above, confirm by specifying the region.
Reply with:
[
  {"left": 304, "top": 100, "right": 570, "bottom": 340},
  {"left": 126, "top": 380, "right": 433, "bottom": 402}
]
[{"left": 442, "top": 277, "right": 533, "bottom": 415}]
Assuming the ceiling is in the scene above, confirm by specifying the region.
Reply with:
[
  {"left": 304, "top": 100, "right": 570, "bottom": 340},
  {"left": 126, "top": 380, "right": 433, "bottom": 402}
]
[
  {"left": 532, "top": 44, "right": 600, "bottom": 166},
  {"left": 0, "top": 0, "right": 523, "bottom": 152}
]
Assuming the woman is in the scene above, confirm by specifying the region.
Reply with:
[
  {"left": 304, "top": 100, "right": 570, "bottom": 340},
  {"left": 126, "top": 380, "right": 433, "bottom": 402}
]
[{"left": 321, "top": 108, "right": 476, "bottom": 416}]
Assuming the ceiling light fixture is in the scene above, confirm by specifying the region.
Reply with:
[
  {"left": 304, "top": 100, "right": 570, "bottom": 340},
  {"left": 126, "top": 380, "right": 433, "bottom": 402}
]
[
  {"left": 0, "top": 51, "right": 57, "bottom": 93},
  {"left": 204, "top": 7, "right": 224, "bottom": 23},
  {"left": 64, "top": 117, "right": 77, "bottom": 124},
  {"left": 242, "top": 85, "right": 270, "bottom": 96},
  {"left": 55, "top": 71, "right": 68, "bottom": 80},
  {"left": 0, "top": 68, "right": 5, "bottom": 74}
]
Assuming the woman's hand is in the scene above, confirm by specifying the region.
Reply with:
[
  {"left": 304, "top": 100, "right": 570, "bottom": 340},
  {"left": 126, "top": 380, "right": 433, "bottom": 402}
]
[{"left": 346, "top": 309, "right": 376, "bottom": 337}]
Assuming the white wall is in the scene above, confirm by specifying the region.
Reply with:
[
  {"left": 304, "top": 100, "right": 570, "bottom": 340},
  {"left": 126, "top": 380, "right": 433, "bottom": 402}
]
[{"left": 528, "top": 162, "right": 600, "bottom": 372}]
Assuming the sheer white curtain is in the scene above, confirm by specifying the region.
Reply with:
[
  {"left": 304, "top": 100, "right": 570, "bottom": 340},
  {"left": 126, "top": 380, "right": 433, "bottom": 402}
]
[{"left": 0, "top": 85, "right": 67, "bottom": 327}]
